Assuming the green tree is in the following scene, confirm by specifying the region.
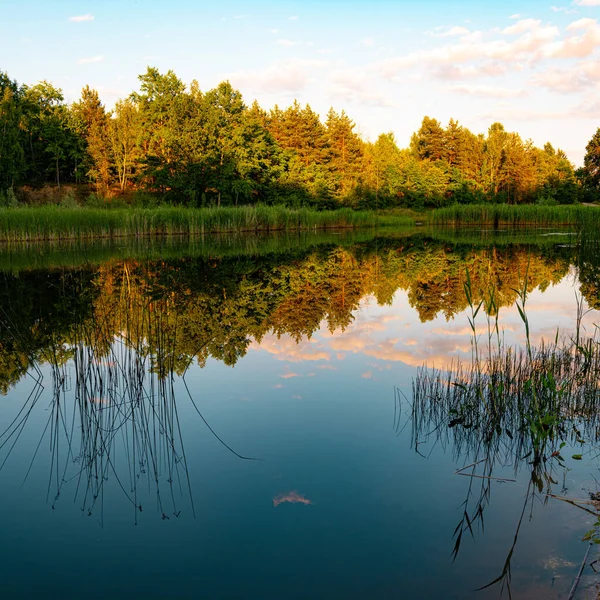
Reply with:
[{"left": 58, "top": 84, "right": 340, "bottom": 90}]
[
  {"left": 23, "top": 81, "right": 78, "bottom": 188},
  {"left": 410, "top": 116, "right": 446, "bottom": 162},
  {"left": 325, "top": 108, "right": 364, "bottom": 201},
  {"left": 131, "top": 67, "right": 187, "bottom": 192},
  {"left": 0, "top": 72, "right": 25, "bottom": 192},
  {"left": 71, "top": 86, "right": 111, "bottom": 191},
  {"left": 583, "top": 128, "right": 600, "bottom": 199},
  {"left": 109, "top": 98, "right": 141, "bottom": 192}
]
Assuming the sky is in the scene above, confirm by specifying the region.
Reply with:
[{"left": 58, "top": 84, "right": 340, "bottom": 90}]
[{"left": 2, "top": 0, "right": 600, "bottom": 165}]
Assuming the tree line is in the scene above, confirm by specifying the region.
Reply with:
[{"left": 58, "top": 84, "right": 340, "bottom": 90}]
[{"left": 1, "top": 67, "right": 599, "bottom": 209}]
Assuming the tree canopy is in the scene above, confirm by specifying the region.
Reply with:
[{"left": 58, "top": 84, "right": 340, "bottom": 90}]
[{"left": 0, "top": 67, "right": 589, "bottom": 208}]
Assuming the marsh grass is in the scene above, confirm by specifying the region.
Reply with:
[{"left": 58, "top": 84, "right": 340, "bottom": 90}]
[
  {"left": 0, "top": 205, "right": 415, "bottom": 242},
  {"left": 427, "top": 203, "right": 600, "bottom": 228}
]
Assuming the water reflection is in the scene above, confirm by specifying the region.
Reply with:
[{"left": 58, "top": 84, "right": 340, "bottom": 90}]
[
  {"left": 405, "top": 270, "right": 600, "bottom": 596},
  {"left": 0, "top": 233, "right": 578, "bottom": 394},
  {"left": 0, "top": 268, "right": 263, "bottom": 524},
  {"left": 0, "top": 230, "right": 599, "bottom": 597}
]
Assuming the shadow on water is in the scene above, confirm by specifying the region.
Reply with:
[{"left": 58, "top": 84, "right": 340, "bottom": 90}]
[{"left": 402, "top": 264, "right": 600, "bottom": 598}]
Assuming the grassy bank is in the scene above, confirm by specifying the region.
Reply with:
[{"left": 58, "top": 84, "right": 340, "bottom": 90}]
[
  {"left": 0, "top": 205, "right": 415, "bottom": 242},
  {"left": 426, "top": 203, "right": 600, "bottom": 227}
]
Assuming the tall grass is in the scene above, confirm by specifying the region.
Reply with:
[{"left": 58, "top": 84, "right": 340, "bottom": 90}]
[
  {"left": 426, "top": 203, "right": 600, "bottom": 228},
  {"left": 0, "top": 205, "right": 415, "bottom": 242}
]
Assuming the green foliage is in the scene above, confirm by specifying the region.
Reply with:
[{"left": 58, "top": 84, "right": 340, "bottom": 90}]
[
  {"left": 582, "top": 128, "right": 600, "bottom": 201},
  {"left": 59, "top": 190, "right": 78, "bottom": 208},
  {"left": 0, "top": 68, "right": 584, "bottom": 209},
  {"left": 85, "top": 193, "right": 106, "bottom": 208},
  {"left": 0, "top": 187, "right": 20, "bottom": 208}
]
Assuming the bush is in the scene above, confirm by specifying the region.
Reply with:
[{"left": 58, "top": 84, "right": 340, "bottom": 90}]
[
  {"left": 60, "top": 190, "right": 79, "bottom": 208},
  {"left": 1, "top": 187, "right": 21, "bottom": 208},
  {"left": 86, "top": 193, "right": 106, "bottom": 209}
]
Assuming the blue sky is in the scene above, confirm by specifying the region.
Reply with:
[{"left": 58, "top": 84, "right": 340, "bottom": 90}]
[{"left": 2, "top": 0, "right": 600, "bottom": 164}]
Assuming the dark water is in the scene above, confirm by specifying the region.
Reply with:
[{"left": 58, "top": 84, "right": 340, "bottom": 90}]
[{"left": 0, "top": 229, "right": 599, "bottom": 599}]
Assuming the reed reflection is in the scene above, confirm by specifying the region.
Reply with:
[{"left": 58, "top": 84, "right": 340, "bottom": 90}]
[
  {"left": 0, "top": 271, "right": 259, "bottom": 524},
  {"left": 405, "top": 272, "right": 600, "bottom": 596}
]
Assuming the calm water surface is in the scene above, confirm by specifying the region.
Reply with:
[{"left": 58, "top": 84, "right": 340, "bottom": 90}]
[{"left": 0, "top": 230, "right": 599, "bottom": 599}]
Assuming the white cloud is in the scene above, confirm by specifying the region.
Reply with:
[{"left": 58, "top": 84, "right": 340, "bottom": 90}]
[
  {"left": 375, "top": 19, "right": 564, "bottom": 80},
  {"left": 533, "top": 58, "right": 600, "bottom": 92},
  {"left": 227, "top": 58, "right": 328, "bottom": 96},
  {"left": 543, "top": 17, "right": 600, "bottom": 58},
  {"left": 502, "top": 18, "right": 542, "bottom": 35},
  {"left": 551, "top": 5, "right": 577, "bottom": 13},
  {"left": 361, "top": 37, "right": 375, "bottom": 46},
  {"left": 449, "top": 84, "right": 528, "bottom": 98},
  {"left": 277, "top": 38, "right": 297, "bottom": 47},
  {"left": 432, "top": 62, "right": 507, "bottom": 80},
  {"left": 509, "top": 13, "right": 521, "bottom": 19},
  {"left": 77, "top": 55, "right": 103, "bottom": 65},
  {"left": 478, "top": 106, "right": 566, "bottom": 121},
  {"left": 69, "top": 14, "right": 94, "bottom": 22},
  {"left": 289, "top": 15, "right": 298, "bottom": 20},
  {"left": 434, "top": 25, "right": 471, "bottom": 37},
  {"left": 575, "top": 0, "right": 600, "bottom": 5},
  {"left": 327, "top": 68, "right": 395, "bottom": 107}
]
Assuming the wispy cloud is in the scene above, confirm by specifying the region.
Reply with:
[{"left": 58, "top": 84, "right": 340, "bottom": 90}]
[
  {"left": 327, "top": 68, "right": 395, "bottom": 107},
  {"left": 69, "top": 14, "right": 94, "bottom": 22},
  {"left": 502, "top": 18, "right": 542, "bottom": 35},
  {"left": 372, "top": 14, "right": 600, "bottom": 89},
  {"left": 448, "top": 84, "right": 528, "bottom": 98},
  {"left": 289, "top": 15, "right": 298, "bottom": 21},
  {"left": 432, "top": 25, "right": 471, "bottom": 37},
  {"left": 277, "top": 38, "right": 297, "bottom": 47},
  {"left": 552, "top": 5, "right": 577, "bottom": 13},
  {"left": 77, "top": 55, "right": 103, "bottom": 65},
  {"left": 533, "top": 59, "right": 600, "bottom": 92},
  {"left": 575, "top": 0, "right": 600, "bottom": 6},
  {"left": 226, "top": 58, "right": 328, "bottom": 96}
]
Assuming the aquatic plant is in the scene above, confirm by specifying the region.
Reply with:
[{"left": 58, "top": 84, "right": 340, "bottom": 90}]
[
  {"left": 0, "top": 205, "right": 415, "bottom": 242},
  {"left": 407, "top": 269, "right": 600, "bottom": 596},
  {"left": 426, "top": 203, "right": 600, "bottom": 228}
]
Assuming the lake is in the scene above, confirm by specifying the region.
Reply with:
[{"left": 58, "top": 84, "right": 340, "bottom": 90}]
[{"left": 0, "top": 228, "right": 599, "bottom": 599}]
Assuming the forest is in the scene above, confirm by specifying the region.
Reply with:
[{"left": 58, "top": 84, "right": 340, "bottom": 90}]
[{"left": 1, "top": 67, "right": 599, "bottom": 209}]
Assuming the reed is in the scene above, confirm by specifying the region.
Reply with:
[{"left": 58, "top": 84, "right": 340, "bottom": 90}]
[
  {"left": 426, "top": 203, "right": 600, "bottom": 228},
  {"left": 0, "top": 205, "right": 415, "bottom": 242},
  {"left": 408, "top": 271, "right": 600, "bottom": 592}
]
